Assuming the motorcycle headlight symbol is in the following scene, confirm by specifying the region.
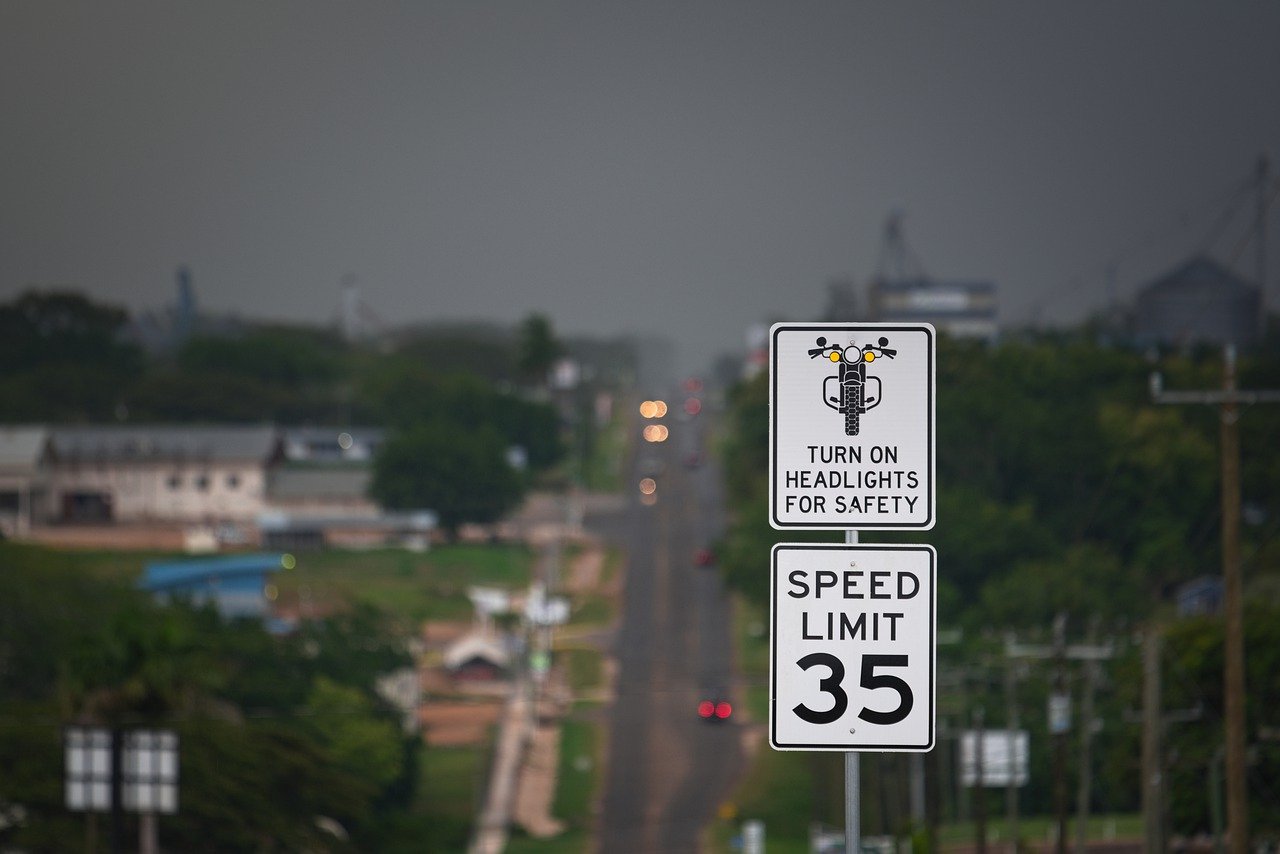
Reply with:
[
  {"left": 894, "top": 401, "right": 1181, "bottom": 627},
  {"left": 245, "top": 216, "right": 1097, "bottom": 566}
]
[{"left": 842, "top": 346, "right": 860, "bottom": 363}]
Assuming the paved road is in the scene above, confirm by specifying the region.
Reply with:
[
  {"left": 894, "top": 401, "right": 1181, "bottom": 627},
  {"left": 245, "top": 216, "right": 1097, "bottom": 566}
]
[{"left": 594, "top": 408, "right": 745, "bottom": 853}]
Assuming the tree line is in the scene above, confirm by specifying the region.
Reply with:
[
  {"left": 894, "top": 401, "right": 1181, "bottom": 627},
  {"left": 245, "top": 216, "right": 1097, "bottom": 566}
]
[
  {"left": 0, "top": 289, "right": 622, "bottom": 534},
  {"left": 717, "top": 328, "right": 1280, "bottom": 837},
  {"left": 0, "top": 543, "right": 435, "bottom": 851}
]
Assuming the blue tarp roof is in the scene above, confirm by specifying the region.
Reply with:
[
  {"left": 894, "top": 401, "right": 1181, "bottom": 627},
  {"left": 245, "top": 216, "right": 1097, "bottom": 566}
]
[{"left": 140, "top": 553, "right": 289, "bottom": 592}]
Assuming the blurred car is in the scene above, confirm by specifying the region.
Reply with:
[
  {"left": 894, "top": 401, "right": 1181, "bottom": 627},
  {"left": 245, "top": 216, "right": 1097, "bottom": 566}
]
[
  {"left": 693, "top": 547, "right": 715, "bottom": 567},
  {"left": 697, "top": 695, "right": 733, "bottom": 722}
]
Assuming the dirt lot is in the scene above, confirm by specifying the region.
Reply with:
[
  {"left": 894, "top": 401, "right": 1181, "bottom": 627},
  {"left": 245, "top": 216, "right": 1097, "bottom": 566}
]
[{"left": 418, "top": 700, "right": 504, "bottom": 747}]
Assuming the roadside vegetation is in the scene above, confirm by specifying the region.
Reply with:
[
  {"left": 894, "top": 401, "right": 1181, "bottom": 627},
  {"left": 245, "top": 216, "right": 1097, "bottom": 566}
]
[
  {"left": 0, "top": 290, "right": 637, "bottom": 850},
  {"left": 0, "top": 541, "right": 414, "bottom": 851},
  {"left": 712, "top": 327, "right": 1280, "bottom": 847},
  {"left": 276, "top": 543, "right": 535, "bottom": 623},
  {"left": 0, "top": 527, "right": 633, "bottom": 851}
]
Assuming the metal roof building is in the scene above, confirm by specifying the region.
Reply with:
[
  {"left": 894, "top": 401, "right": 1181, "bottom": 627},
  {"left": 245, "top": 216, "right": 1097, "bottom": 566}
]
[
  {"left": 48, "top": 425, "right": 280, "bottom": 464},
  {"left": 140, "top": 553, "right": 291, "bottom": 619},
  {"left": 1130, "top": 256, "right": 1261, "bottom": 349}
]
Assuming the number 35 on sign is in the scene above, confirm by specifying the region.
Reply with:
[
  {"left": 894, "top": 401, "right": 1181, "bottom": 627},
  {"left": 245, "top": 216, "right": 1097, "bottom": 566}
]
[{"left": 770, "top": 543, "right": 935, "bottom": 751}]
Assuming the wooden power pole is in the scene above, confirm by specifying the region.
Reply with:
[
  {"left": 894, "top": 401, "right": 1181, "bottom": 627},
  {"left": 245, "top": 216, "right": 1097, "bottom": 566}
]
[
  {"left": 1141, "top": 628, "right": 1165, "bottom": 854},
  {"left": 1152, "top": 348, "right": 1280, "bottom": 854},
  {"left": 1005, "top": 621, "right": 1113, "bottom": 854}
]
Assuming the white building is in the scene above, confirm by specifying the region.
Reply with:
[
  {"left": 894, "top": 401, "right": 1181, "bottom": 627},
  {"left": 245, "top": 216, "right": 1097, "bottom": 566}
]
[
  {"left": 867, "top": 278, "right": 998, "bottom": 342},
  {"left": 46, "top": 426, "right": 281, "bottom": 523}
]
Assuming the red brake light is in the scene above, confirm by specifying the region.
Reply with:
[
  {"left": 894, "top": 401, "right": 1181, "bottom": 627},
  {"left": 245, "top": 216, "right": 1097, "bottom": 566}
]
[
  {"left": 698, "top": 700, "right": 715, "bottom": 718},
  {"left": 715, "top": 701, "right": 732, "bottom": 719}
]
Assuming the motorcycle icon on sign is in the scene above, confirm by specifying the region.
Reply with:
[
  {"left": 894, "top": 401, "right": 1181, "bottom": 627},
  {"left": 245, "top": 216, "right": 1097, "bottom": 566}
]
[{"left": 807, "top": 335, "right": 897, "bottom": 436}]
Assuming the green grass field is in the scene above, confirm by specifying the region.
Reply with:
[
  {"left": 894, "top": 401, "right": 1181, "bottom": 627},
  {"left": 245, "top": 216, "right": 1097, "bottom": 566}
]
[
  {"left": 2, "top": 542, "right": 186, "bottom": 582},
  {"left": 412, "top": 744, "right": 488, "bottom": 850},
  {"left": 2, "top": 541, "right": 537, "bottom": 625},
  {"left": 280, "top": 543, "right": 536, "bottom": 622}
]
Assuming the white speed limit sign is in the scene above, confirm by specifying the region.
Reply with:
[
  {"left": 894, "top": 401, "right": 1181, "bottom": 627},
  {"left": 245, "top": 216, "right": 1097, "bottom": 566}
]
[{"left": 770, "top": 543, "right": 935, "bottom": 751}]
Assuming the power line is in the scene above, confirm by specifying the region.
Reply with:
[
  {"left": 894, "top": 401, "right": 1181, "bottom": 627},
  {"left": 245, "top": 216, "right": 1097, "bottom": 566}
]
[
  {"left": 1028, "top": 168, "right": 1264, "bottom": 325},
  {"left": 1226, "top": 178, "right": 1280, "bottom": 270}
]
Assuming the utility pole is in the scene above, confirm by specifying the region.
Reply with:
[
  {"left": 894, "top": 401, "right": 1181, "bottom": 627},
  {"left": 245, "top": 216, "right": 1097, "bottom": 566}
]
[
  {"left": 1141, "top": 628, "right": 1164, "bottom": 854},
  {"left": 1005, "top": 622, "right": 1114, "bottom": 854},
  {"left": 1052, "top": 617, "right": 1069, "bottom": 854},
  {"left": 1074, "top": 619, "right": 1101, "bottom": 854},
  {"left": 1152, "top": 350, "right": 1280, "bottom": 854},
  {"left": 972, "top": 706, "right": 987, "bottom": 854},
  {"left": 1004, "top": 653, "right": 1022, "bottom": 854},
  {"left": 1220, "top": 352, "right": 1247, "bottom": 854}
]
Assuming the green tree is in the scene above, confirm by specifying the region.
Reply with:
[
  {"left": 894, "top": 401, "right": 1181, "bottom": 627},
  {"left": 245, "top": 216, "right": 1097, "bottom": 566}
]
[
  {"left": 175, "top": 327, "right": 343, "bottom": 387},
  {"left": 370, "top": 422, "right": 526, "bottom": 536},
  {"left": 164, "top": 718, "right": 367, "bottom": 853},
  {"left": 0, "top": 290, "right": 144, "bottom": 420},
  {"left": 126, "top": 326, "right": 350, "bottom": 423},
  {"left": 0, "top": 290, "right": 139, "bottom": 371},
  {"left": 362, "top": 367, "right": 563, "bottom": 470},
  {"left": 388, "top": 322, "right": 516, "bottom": 384},
  {"left": 1160, "top": 605, "right": 1280, "bottom": 837},
  {"left": 0, "top": 543, "right": 411, "bottom": 851},
  {"left": 306, "top": 677, "right": 405, "bottom": 799},
  {"left": 516, "top": 313, "right": 563, "bottom": 387},
  {"left": 976, "top": 543, "right": 1135, "bottom": 629}
]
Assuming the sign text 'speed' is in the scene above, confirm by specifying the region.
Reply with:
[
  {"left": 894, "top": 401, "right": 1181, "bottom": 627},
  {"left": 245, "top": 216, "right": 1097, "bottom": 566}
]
[{"left": 786, "top": 568, "right": 921, "bottom": 600}]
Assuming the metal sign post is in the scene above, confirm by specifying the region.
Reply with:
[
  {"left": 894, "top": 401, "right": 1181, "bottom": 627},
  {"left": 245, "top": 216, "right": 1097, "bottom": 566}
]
[
  {"left": 65, "top": 726, "right": 178, "bottom": 854},
  {"left": 846, "top": 529, "right": 859, "bottom": 854},
  {"left": 769, "top": 322, "right": 937, "bottom": 852}
]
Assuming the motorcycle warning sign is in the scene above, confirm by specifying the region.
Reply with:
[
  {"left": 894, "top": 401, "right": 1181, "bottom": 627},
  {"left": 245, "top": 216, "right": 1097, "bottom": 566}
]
[{"left": 769, "top": 323, "right": 935, "bottom": 530}]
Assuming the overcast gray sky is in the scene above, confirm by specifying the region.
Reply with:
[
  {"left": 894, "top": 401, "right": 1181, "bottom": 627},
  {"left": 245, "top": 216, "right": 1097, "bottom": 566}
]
[{"left": 2, "top": 2, "right": 1278, "bottom": 372}]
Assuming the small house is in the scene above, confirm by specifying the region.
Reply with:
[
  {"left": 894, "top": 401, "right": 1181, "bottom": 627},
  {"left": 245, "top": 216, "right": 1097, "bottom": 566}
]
[{"left": 442, "top": 632, "right": 511, "bottom": 682}]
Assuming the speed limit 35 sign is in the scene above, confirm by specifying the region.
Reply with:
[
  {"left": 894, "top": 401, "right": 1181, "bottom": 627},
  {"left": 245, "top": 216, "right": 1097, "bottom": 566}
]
[{"left": 770, "top": 543, "right": 935, "bottom": 751}]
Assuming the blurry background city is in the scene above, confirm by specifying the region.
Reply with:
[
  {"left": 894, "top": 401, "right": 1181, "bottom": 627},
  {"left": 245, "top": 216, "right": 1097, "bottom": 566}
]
[{"left": 2, "top": 3, "right": 1280, "bottom": 853}]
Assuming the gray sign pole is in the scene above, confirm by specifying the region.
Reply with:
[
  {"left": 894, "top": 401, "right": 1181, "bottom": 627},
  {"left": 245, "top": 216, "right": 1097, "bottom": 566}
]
[{"left": 845, "top": 528, "right": 860, "bottom": 854}]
